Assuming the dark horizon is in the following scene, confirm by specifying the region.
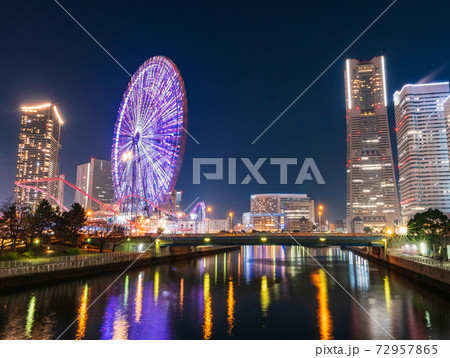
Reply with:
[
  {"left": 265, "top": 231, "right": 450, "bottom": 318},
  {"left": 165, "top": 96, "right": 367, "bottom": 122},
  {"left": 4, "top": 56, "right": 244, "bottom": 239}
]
[{"left": 1, "top": 0, "right": 450, "bottom": 222}]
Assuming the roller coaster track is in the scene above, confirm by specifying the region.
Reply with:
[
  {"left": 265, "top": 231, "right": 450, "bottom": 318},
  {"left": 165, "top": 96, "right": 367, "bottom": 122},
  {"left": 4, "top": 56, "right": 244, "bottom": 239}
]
[{"left": 15, "top": 178, "right": 204, "bottom": 226}]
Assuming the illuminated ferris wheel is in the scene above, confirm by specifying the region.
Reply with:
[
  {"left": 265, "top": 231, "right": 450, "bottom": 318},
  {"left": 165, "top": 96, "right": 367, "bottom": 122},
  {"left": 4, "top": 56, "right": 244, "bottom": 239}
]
[{"left": 111, "top": 56, "right": 187, "bottom": 214}]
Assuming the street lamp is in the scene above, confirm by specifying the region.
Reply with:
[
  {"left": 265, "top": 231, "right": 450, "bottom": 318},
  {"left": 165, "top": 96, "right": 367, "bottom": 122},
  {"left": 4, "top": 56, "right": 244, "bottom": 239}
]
[
  {"left": 127, "top": 237, "right": 131, "bottom": 252},
  {"left": 34, "top": 239, "right": 39, "bottom": 259},
  {"left": 318, "top": 205, "right": 324, "bottom": 232},
  {"left": 206, "top": 206, "right": 212, "bottom": 233},
  {"left": 229, "top": 212, "right": 233, "bottom": 232}
]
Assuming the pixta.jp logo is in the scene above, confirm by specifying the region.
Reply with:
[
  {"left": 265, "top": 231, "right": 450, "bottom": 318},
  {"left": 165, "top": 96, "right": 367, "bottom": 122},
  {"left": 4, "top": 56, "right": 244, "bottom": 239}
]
[{"left": 193, "top": 158, "right": 325, "bottom": 185}]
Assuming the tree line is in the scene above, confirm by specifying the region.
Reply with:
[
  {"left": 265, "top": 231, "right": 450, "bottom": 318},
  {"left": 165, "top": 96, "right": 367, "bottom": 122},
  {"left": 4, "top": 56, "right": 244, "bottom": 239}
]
[{"left": 0, "top": 199, "right": 127, "bottom": 256}]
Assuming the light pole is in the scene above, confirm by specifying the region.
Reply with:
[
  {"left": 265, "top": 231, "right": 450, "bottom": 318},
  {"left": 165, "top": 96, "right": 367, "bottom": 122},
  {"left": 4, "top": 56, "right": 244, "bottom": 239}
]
[
  {"left": 127, "top": 237, "right": 131, "bottom": 252},
  {"left": 318, "top": 205, "right": 324, "bottom": 232},
  {"left": 34, "top": 239, "right": 39, "bottom": 259},
  {"left": 207, "top": 206, "right": 212, "bottom": 233},
  {"left": 229, "top": 212, "right": 233, "bottom": 233}
]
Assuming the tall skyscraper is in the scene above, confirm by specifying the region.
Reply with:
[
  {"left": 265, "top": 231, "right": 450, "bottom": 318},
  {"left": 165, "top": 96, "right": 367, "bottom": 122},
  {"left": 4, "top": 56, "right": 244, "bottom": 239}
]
[
  {"left": 74, "top": 158, "right": 114, "bottom": 210},
  {"left": 14, "top": 103, "right": 63, "bottom": 208},
  {"left": 345, "top": 56, "right": 400, "bottom": 232},
  {"left": 444, "top": 95, "right": 450, "bottom": 162},
  {"left": 394, "top": 82, "right": 450, "bottom": 220}
]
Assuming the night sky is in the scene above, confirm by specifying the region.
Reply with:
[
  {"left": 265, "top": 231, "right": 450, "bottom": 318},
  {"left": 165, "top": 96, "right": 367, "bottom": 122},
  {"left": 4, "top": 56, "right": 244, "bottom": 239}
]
[{"left": 1, "top": 0, "right": 450, "bottom": 222}]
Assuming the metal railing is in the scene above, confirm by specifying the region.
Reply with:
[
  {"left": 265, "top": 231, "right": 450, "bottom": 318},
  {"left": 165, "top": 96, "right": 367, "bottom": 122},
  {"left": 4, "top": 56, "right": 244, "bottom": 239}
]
[
  {"left": 0, "top": 246, "right": 226, "bottom": 278},
  {"left": 392, "top": 253, "right": 450, "bottom": 271},
  {"left": 0, "top": 252, "right": 129, "bottom": 269}
]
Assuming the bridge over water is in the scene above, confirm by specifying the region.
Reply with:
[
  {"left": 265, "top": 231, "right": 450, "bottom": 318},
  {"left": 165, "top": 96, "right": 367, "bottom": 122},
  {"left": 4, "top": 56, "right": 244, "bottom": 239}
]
[{"left": 149, "top": 233, "right": 386, "bottom": 247}]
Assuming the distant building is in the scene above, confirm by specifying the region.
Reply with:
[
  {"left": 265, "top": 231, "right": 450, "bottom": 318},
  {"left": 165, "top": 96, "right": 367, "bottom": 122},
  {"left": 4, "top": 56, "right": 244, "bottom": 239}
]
[
  {"left": 205, "top": 218, "right": 230, "bottom": 233},
  {"left": 165, "top": 190, "right": 183, "bottom": 213},
  {"left": 394, "top": 82, "right": 450, "bottom": 221},
  {"left": 74, "top": 158, "right": 114, "bottom": 210},
  {"left": 56, "top": 174, "right": 65, "bottom": 208},
  {"left": 345, "top": 56, "right": 400, "bottom": 232},
  {"left": 298, "top": 217, "right": 314, "bottom": 232},
  {"left": 242, "top": 212, "right": 252, "bottom": 231},
  {"left": 350, "top": 216, "right": 364, "bottom": 234},
  {"left": 247, "top": 194, "right": 314, "bottom": 232},
  {"left": 178, "top": 217, "right": 205, "bottom": 233},
  {"left": 334, "top": 220, "right": 346, "bottom": 233},
  {"left": 14, "top": 103, "right": 63, "bottom": 208}
]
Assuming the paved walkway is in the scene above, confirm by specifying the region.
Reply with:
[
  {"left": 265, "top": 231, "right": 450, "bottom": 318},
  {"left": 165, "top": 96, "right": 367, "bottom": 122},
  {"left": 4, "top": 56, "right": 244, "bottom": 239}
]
[{"left": 389, "top": 251, "right": 450, "bottom": 271}]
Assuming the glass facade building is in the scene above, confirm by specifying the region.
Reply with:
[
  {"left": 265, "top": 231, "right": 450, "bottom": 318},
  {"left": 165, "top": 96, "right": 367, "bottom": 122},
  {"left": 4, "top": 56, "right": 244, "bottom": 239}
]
[
  {"left": 345, "top": 56, "right": 400, "bottom": 232},
  {"left": 394, "top": 82, "right": 450, "bottom": 220},
  {"left": 74, "top": 158, "right": 114, "bottom": 210}
]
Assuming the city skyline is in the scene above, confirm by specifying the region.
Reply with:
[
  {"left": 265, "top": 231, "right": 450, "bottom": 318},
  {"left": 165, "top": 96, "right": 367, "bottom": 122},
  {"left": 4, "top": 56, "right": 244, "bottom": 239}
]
[
  {"left": 1, "top": 1, "right": 450, "bottom": 346},
  {"left": 1, "top": 1, "right": 450, "bottom": 222}
]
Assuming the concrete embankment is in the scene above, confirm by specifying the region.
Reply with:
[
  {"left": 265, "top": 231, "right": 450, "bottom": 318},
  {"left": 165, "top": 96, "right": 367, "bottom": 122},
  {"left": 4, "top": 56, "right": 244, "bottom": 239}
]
[
  {"left": 0, "top": 246, "right": 239, "bottom": 292},
  {"left": 347, "top": 246, "right": 450, "bottom": 294}
]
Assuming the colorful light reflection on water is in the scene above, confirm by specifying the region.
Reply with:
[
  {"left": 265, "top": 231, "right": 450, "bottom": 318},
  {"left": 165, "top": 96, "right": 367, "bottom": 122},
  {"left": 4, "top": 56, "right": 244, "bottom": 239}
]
[{"left": 0, "top": 246, "right": 449, "bottom": 340}]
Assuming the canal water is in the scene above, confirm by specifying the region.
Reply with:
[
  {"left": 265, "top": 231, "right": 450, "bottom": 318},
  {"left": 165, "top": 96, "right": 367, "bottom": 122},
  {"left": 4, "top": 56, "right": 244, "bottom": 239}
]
[{"left": 0, "top": 246, "right": 449, "bottom": 340}]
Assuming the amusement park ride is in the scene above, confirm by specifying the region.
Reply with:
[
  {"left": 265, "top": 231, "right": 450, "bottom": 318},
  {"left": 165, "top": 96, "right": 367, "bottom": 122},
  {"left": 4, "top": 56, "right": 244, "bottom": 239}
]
[{"left": 15, "top": 56, "right": 207, "bottom": 235}]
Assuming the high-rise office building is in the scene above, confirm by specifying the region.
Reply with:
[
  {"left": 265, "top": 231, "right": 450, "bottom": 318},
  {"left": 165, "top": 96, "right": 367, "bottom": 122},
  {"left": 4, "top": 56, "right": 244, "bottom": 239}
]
[
  {"left": 345, "top": 56, "right": 400, "bottom": 232},
  {"left": 74, "top": 158, "right": 114, "bottom": 210},
  {"left": 56, "top": 174, "right": 65, "bottom": 208},
  {"left": 394, "top": 82, "right": 450, "bottom": 220},
  {"left": 14, "top": 103, "right": 63, "bottom": 208},
  {"left": 248, "top": 193, "right": 315, "bottom": 232},
  {"left": 444, "top": 95, "right": 450, "bottom": 163}
]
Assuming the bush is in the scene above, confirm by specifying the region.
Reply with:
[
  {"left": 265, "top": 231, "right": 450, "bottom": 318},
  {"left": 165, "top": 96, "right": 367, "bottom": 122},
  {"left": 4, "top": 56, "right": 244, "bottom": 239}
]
[
  {"left": 22, "top": 251, "right": 35, "bottom": 258},
  {"left": 66, "top": 248, "right": 81, "bottom": 255},
  {"left": 5, "top": 252, "right": 20, "bottom": 261}
]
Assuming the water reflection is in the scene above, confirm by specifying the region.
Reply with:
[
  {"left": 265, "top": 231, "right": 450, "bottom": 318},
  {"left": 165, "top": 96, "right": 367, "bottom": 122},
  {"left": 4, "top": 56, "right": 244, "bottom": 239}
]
[
  {"left": 179, "top": 278, "right": 184, "bottom": 316},
  {"left": 311, "top": 269, "right": 333, "bottom": 340},
  {"left": 348, "top": 252, "right": 370, "bottom": 291},
  {"left": 112, "top": 310, "right": 129, "bottom": 340},
  {"left": 203, "top": 273, "right": 213, "bottom": 340},
  {"left": 384, "top": 274, "right": 391, "bottom": 313},
  {"left": 25, "top": 295, "right": 36, "bottom": 339},
  {"left": 261, "top": 275, "right": 270, "bottom": 317},
  {"left": 1, "top": 246, "right": 449, "bottom": 340},
  {"left": 76, "top": 283, "right": 89, "bottom": 340},
  {"left": 124, "top": 275, "right": 129, "bottom": 307},
  {"left": 154, "top": 270, "right": 160, "bottom": 305},
  {"left": 227, "top": 277, "right": 235, "bottom": 336},
  {"left": 135, "top": 273, "right": 143, "bottom": 323}
]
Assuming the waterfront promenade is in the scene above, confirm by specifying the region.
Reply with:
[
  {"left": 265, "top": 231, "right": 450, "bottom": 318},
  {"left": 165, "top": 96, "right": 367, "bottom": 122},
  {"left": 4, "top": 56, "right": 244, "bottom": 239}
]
[
  {"left": 0, "top": 246, "right": 238, "bottom": 291},
  {"left": 348, "top": 246, "right": 450, "bottom": 292}
]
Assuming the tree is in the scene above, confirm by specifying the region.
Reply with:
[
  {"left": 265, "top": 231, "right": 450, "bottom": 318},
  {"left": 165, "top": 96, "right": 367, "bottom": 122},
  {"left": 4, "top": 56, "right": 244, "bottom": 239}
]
[
  {"left": 0, "top": 224, "right": 7, "bottom": 257},
  {"left": 32, "top": 199, "right": 57, "bottom": 244},
  {"left": 408, "top": 209, "right": 449, "bottom": 255},
  {"left": 108, "top": 225, "right": 126, "bottom": 252},
  {"left": 363, "top": 227, "right": 374, "bottom": 233},
  {"left": 91, "top": 222, "right": 126, "bottom": 253},
  {"left": 0, "top": 205, "right": 24, "bottom": 252},
  {"left": 55, "top": 203, "right": 87, "bottom": 244}
]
